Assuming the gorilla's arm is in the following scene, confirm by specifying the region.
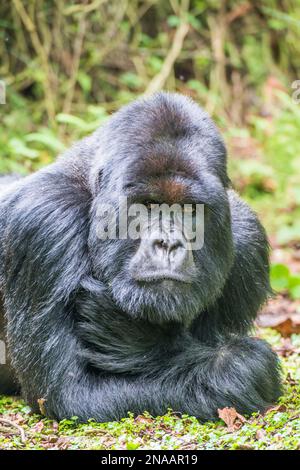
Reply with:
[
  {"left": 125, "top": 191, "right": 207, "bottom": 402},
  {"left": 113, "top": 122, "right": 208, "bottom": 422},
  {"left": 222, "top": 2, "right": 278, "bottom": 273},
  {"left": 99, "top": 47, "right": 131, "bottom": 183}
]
[
  {"left": 3, "top": 284, "right": 281, "bottom": 422},
  {"left": 74, "top": 284, "right": 281, "bottom": 421},
  {"left": 29, "top": 319, "right": 281, "bottom": 422}
]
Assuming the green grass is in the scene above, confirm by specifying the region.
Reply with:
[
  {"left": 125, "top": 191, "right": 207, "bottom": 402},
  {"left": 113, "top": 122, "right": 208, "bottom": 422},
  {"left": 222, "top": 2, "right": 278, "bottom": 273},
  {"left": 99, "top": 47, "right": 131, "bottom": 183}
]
[{"left": 1, "top": 329, "right": 300, "bottom": 450}]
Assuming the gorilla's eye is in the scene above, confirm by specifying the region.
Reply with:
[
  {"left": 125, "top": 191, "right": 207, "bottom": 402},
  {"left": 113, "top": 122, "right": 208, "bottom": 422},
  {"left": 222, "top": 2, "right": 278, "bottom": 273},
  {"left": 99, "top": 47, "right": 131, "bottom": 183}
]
[
  {"left": 184, "top": 203, "right": 210, "bottom": 217},
  {"left": 183, "top": 204, "right": 197, "bottom": 216},
  {"left": 144, "top": 201, "right": 159, "bottom": 210}
]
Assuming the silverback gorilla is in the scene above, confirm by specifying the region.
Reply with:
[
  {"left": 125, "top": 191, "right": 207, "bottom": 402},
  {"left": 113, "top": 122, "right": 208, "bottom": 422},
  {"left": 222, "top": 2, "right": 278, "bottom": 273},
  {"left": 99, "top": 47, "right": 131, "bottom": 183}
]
[{"left": 0, "top": 92, "right": 281, "bottom": 421}]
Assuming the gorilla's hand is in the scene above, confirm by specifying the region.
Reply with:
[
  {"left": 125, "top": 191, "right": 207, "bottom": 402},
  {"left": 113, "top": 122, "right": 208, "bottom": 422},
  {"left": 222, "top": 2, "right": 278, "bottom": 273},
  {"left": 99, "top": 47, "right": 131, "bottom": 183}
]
[{"left": 177, "top": 336, "right": 282, "bottom": 419}]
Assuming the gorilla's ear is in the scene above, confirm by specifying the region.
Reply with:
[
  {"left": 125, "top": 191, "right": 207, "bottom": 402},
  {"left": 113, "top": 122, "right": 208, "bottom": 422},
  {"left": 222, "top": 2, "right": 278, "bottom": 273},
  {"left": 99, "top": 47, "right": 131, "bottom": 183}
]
[
  {"left": 0, "top": 163, "right": 91, "bottom": 310},
  {"left": 79, "top": 130, "right": 111, "bottom": 196},
  {"left": 95, "top": 168, "right": 104, "bottom": 193},
  {"left": 89, "top": 156, "right": 108, "bottom": 196},
  {"left": 58, "top": 131, "right": 109, "bottom": 196}
]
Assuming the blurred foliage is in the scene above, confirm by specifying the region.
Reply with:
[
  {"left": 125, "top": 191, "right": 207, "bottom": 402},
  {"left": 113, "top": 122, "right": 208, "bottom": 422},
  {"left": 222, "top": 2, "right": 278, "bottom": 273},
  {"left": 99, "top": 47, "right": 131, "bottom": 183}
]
[
  {"left": 271, "top": 263, "right": 300, "bottom": 300},
  {"left": 0, "top": 0, "right": 300, "bottom": 246}
]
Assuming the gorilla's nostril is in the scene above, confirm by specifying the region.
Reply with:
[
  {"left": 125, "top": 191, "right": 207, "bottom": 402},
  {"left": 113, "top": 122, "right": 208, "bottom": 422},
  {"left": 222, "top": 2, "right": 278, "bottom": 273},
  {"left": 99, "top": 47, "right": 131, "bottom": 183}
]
[
  {"left": 169, "top": 240, "right": 183, "bottom": 253},
  {"left": 161, "top": 240, "right": 169, "bottom": 250},
  {"left": 153, "top": 239, "right": 168, "bottom": 252},
  {"left": 152, "top": 238, "right": 184, "bottom": 260}
]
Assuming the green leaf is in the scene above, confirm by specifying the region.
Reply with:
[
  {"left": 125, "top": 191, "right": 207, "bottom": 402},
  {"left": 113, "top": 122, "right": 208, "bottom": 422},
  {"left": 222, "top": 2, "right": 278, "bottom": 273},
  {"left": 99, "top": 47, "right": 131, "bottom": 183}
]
[
  {"left": 277, "top": 224, "right": 300, "bottom": 245},
  {"left": 270, "top": 263, "right": 290, "bottom": 291},
  {"left": 120, "top": 72, "right": 143, "bottom": 89},
  {"left": 8, "top": 138, "right": 39, "bottom": 159},
  {"left": 77, "top": 71, "right": 92, "bottom": 93},
  {"left": 288, "top": 274, "right": 300, "bottom": 289},
  {"left": 289, "top": 274, "right": 300, "bottom": 299},
  {"left": 167, "top": 15, "right": 181, "bottom": 28},
  {"left": 56, "top": 113, "right": 88, "bottom": 130},
  {"left": 290, "top": 284, "right": 300, "bottom": 300},
  {"left": 25, "top": 131, "right": 65, "bottom": 152},
  {"left": 126, "top": 441, "right": 140, "bottom": 450}
]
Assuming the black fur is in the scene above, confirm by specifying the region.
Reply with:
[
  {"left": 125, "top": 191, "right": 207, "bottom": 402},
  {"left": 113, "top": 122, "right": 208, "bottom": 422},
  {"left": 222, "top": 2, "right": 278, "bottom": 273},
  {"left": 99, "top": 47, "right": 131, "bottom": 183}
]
[{"left": 0, "top": 92, "right": 281, "bottom": 421}]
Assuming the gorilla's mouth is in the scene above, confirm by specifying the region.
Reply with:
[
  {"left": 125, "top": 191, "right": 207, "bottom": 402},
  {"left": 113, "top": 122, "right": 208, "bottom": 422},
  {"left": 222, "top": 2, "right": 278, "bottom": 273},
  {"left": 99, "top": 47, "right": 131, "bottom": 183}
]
[
  {"left": 133, "top": 271, "right": 193, "bottom": 284},
  {"left": 109, "top": 267, "right": 203, "bottom": 325}
]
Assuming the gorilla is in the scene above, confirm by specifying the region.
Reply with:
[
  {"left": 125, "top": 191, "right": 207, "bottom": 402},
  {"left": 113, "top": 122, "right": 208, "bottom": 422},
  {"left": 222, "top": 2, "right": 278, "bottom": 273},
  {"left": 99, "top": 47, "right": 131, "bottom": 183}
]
[{"left": 0, "top": 92, "right": 281, "bottom": 422}]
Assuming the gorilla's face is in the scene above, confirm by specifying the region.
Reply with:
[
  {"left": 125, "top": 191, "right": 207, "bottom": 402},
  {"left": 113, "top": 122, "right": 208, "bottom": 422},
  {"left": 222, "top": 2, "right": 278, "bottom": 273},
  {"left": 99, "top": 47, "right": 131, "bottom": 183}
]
[{"left": 88, "top": 93, "right": 234, "bottom": 325}]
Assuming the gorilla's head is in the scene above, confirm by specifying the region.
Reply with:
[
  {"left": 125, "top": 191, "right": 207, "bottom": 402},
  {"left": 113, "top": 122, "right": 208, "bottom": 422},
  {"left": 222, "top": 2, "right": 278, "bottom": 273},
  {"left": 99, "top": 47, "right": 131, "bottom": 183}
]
[{"left": 88, "top": 92, "right": 234, "bottom": 325}]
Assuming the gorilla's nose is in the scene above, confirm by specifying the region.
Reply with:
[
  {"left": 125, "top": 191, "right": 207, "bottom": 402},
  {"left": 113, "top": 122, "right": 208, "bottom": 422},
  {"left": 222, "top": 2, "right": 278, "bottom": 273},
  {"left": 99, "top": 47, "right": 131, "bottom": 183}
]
[
  {"left": 133, "top": 233, "right": 194, "bottom": 279},
  {"left": 130, "top": 232, "right": 195, "bottom": 283},
  {"left": 151, "top": 238, "right": 186, "bottom": 268}
]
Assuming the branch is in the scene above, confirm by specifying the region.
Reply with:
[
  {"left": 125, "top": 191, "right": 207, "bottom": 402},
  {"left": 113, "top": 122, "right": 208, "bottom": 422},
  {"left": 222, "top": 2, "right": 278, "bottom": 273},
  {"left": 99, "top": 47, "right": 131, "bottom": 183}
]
[
  {"left": 144, "top": 20, "right": 189, "bottom": 96},
  {"left": 12, "top": 0, "right": 56, "bottom": 123},
  {"left": 0, "top": 417, "right": 26, "bottom": 443},
  {"left": 62, "top": 2, "right": 88, "bottom": 115}
]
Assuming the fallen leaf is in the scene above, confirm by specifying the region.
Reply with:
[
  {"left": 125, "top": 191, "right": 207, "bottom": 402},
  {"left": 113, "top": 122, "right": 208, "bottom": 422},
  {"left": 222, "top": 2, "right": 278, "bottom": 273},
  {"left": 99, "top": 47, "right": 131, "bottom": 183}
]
[
  {"left": 37, "top": 398, "right": 46, "bottom": 415},
  {"left": 32, "top": 421, "right": 44, "bottom": 433},
  {"left": 52, "top": 421, "right": 59, "bottom": 432},
  {"left": 258, "top": 311, "right": 300, "bottom": 337},
  {"left": 274, "top": 338, "right": 299, "bottom": 357},
  {"left": 236, "top": 444, "right": 254, "bottom": 450},
  {"left": 134, "top": 415, "right": 153, "bottom": 425},
  {"left": 218, "top": 407, "right": 246, "bottom": 432},
  {"left": 272, "top": 317, "right": 300, "bottom": 337},
  {"left": 285, "top": 372, "right": 297, "bottom": 386},
  {"left": 256, "top": 429, "right": 267, "bottom": 440},
  {"left": 265, "top": 404, "right": 287, "bottom": 414},
  {"left": 56, "top": 436, "right": 70, "bottom": 450}
]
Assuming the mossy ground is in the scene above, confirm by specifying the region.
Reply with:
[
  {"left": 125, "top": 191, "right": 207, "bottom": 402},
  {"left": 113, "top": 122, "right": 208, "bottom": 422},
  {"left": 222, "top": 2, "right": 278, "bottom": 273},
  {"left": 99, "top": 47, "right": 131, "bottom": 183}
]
[{"left": 0, "top": 329, "right": 299, "bottom": 451}]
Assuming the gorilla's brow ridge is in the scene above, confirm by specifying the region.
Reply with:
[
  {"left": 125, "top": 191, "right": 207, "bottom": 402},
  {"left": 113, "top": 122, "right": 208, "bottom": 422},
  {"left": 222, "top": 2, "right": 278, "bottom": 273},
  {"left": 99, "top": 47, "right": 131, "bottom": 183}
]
[{"left": 123, "top": 173, "right": 202, "bottom": 206}]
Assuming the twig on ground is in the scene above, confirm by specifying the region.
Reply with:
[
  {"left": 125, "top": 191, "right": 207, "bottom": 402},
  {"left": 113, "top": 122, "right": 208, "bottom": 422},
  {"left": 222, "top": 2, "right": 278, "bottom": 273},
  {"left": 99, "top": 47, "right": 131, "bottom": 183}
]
[{"left": 0, "top": 417, "right": 26, "bottom": 443}]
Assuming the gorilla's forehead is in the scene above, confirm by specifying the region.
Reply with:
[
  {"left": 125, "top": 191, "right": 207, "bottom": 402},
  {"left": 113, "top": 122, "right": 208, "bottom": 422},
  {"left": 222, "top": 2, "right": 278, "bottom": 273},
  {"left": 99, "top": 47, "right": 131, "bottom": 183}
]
[
  {"left": 129, "top": 142, "right": 198, "bottom": 179},
  {"left": 118, "top": 94, "right": 220, "bottom": 145},
  {"left": 95, "top": 92, "right": 228, "bottom": 193}
]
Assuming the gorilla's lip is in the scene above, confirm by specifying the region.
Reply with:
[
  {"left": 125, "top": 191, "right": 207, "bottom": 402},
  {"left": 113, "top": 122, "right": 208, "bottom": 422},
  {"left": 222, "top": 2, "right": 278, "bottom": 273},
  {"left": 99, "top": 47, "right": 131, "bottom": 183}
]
[{"left": 133, "top": 271, "right": 193, "bottom": 284}]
